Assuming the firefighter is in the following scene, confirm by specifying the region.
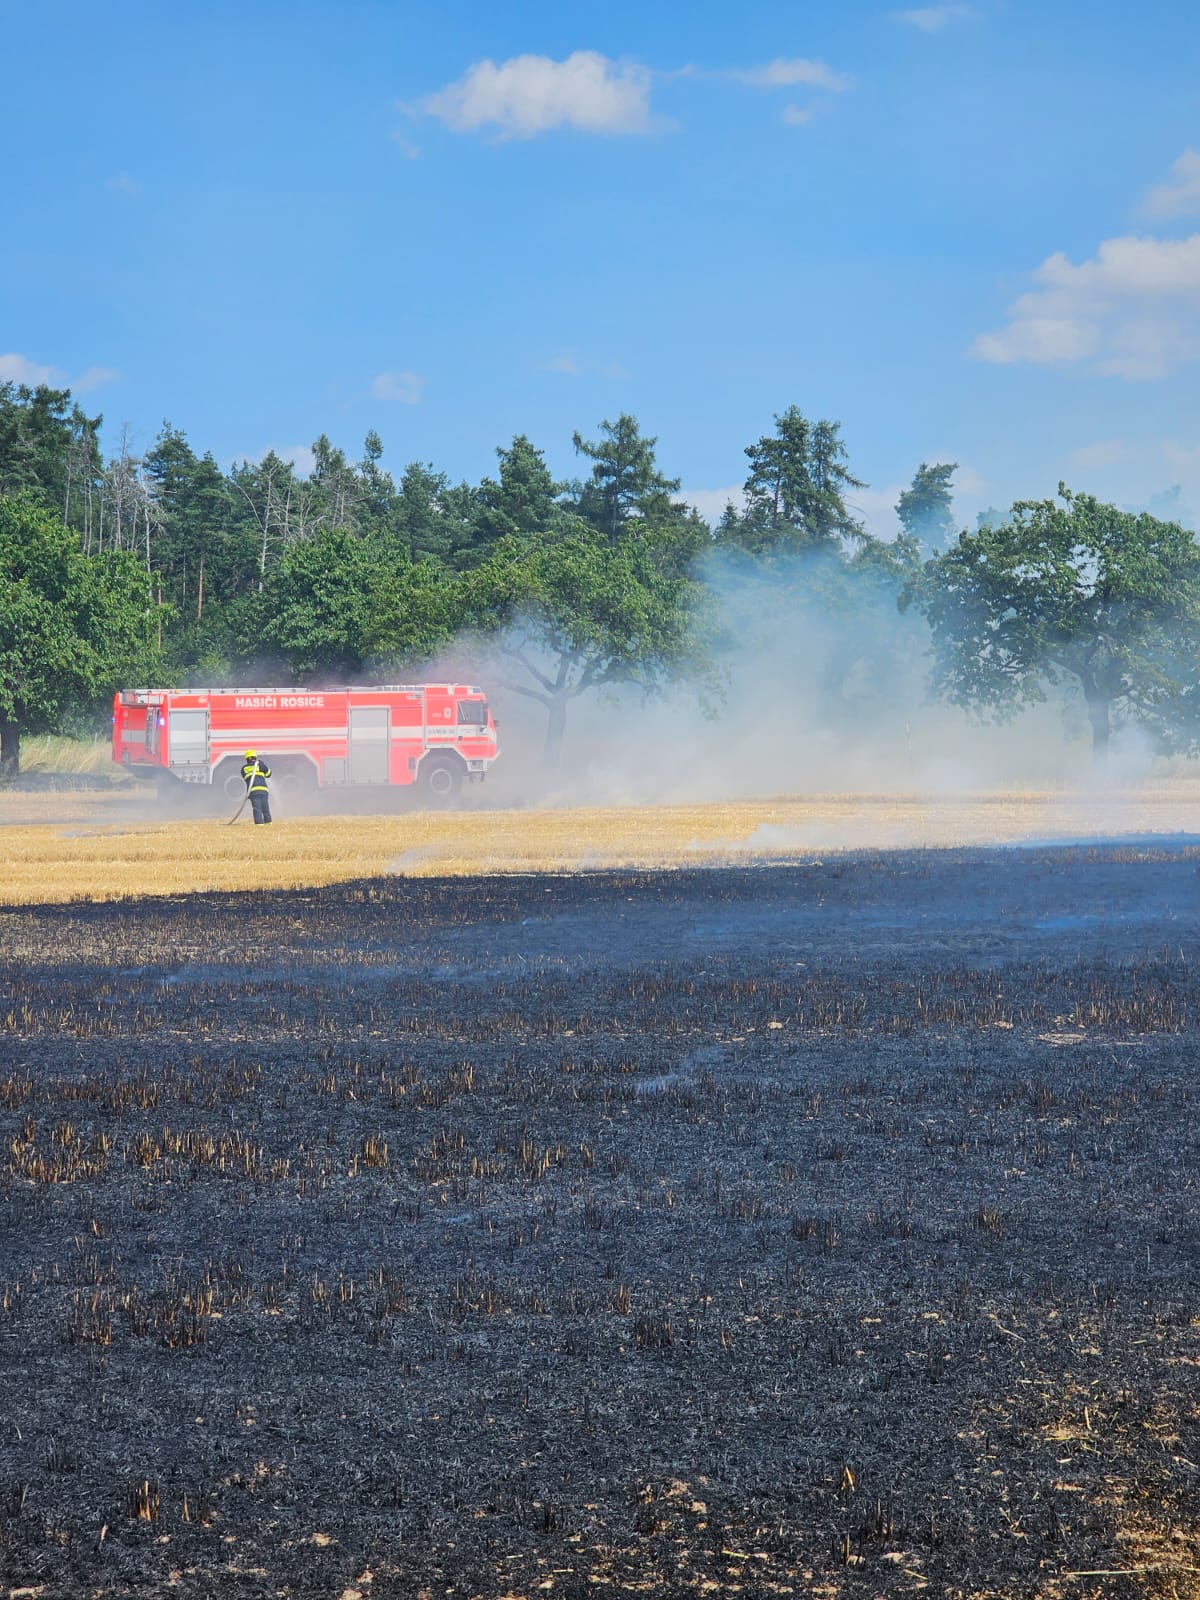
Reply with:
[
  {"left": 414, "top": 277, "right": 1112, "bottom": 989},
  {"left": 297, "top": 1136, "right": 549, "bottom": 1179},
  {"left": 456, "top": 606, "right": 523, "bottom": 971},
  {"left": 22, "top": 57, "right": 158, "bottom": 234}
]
[{"left": 241, "top": 749, "right": 272, "bottom": 825}]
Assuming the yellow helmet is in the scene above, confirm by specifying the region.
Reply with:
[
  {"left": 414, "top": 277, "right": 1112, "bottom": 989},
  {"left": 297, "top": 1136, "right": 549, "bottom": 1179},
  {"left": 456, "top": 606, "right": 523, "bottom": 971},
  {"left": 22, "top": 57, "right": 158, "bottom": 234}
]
[{"left": 245, "top": 749, "right": 256, "bottom": 758}]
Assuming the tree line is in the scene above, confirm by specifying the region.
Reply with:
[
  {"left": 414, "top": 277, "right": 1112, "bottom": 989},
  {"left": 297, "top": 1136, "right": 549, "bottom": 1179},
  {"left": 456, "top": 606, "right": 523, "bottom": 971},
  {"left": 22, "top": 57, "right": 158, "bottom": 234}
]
[{"left": 2, "top": 377, "right": 1199, "bottom": 778}]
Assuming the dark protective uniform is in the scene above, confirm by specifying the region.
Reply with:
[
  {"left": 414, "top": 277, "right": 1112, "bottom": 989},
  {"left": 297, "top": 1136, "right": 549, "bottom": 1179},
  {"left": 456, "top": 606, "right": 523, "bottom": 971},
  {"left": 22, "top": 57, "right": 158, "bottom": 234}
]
[{"left": 242, "top": 757, "right": 272, "bottom": 825}]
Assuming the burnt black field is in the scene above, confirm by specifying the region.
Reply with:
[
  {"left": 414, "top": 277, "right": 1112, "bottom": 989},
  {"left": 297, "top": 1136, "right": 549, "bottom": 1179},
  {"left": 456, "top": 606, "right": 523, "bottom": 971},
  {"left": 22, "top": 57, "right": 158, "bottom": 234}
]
[{"left": 1, "top": 849, "right": 1199, "bottom": 1599}]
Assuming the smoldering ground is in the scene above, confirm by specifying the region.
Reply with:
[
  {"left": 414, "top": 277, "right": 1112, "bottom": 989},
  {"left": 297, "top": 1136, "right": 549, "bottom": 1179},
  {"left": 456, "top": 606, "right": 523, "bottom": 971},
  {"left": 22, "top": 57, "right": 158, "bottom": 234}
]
[{"left": 1, "top": 850, "right": 1199, "bottom": 1597}]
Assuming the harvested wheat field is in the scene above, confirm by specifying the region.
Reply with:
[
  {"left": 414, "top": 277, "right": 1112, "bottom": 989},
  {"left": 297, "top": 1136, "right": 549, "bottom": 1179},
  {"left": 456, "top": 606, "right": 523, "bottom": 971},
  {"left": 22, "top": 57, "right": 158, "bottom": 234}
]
[{"left": 2, "top": 785, "right": 1200, "bottom": 903}]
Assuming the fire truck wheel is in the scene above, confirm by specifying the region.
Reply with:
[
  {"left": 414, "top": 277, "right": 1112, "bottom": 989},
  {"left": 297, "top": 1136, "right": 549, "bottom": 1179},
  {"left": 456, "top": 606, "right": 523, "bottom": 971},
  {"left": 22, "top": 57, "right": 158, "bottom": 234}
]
[
  {"left": 276, "top": 765, "right": 315, "bottom": 799},
  {"left": 217, "top": 762, "right": 245, "bottom": 802},
  {"left": 420, "top": 755, "right": 463, "bottom": 805}
]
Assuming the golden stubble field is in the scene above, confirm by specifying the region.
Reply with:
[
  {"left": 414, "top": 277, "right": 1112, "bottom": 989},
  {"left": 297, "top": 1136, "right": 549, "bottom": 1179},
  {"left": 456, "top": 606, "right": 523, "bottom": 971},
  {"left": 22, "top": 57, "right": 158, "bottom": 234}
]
[{"left": 2, "top": 783, "right": 1200, "bottom": 902}]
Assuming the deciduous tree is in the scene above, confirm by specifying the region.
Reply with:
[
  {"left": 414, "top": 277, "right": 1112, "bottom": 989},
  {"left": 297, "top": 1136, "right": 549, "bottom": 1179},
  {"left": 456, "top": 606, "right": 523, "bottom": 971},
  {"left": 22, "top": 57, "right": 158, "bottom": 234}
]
[
  {"left": 468, "top": 527, "right": 714, "bottom": 769},
  {"left": 255, "top": 527, "right": 461, "bottom": 680},
  {"left": 909, "top": 485, "right": 1200, "bottom": 758},
  {"left": 0, "top": 494, "right": 158, "bottom": 775}
]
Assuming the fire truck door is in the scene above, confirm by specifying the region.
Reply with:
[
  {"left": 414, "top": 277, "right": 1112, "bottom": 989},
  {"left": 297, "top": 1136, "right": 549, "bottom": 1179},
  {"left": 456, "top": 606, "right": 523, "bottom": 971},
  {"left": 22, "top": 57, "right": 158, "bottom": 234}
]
[
  {"left": 348, "top": 706, "right": 389, "bottom": 784},
  {"left": 168, "top": 709, "right": 209, "bottom": 771}
]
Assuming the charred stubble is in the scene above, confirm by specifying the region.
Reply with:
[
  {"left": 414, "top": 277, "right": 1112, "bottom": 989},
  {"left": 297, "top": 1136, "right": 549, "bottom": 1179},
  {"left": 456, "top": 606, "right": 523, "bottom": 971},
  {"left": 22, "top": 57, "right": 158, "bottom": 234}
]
[{"left": 0, "top": 850, "right": 1198, "bottom": 1598}]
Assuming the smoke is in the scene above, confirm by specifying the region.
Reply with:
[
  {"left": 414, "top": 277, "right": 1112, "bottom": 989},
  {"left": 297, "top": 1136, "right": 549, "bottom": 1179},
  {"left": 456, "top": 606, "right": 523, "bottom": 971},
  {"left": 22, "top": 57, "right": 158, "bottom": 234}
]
[{"left": 447, "top": 545, "right": 1170, "bottom": 810}]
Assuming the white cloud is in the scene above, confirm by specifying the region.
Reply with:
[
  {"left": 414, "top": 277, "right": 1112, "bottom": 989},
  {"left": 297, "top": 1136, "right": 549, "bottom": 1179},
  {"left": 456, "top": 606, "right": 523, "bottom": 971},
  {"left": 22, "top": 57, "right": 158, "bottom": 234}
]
[
  {"left": 74, "top": 366, "right": 121, "bottom": 394},
  {"left": 1069, "top": 439, "right": 1130, "bottom": 472},
  {"left": 973, "top": 232, "right": 1200, "bottom": 378},
  {"left": 734, "top": 58, "right": 850, "bottom": 91},
  {"left": 234, "top": 444, "right": 318, "bottom": 476},
  {"left": 973, "top": 317, "right": 1100, "bottom": 365},
  {"left": 782, "top": 104, "right": 815, "bottom": 126},
  {"left": 104, "top": 172, "right": 143, "bottom": 197},
  {"left": 277, "top": 445, "right": 317, "bottom": 476},
  {"left": 682, "top": 486, "right": 745, "bottom": 524},
  {"left": 541, "top": 352, "right": 630, "bottom": 379},
  {"left": 542, "top": 351, "right": 582, "bottom": 375},
  {"left": 847, "top": 484, "right": 905, "bottom": 537},
  {"left": 895, "top": 5, "right": 970, "bottom": 30},
  {"left": 410, "top": 50, "right": 854, "bottom": 142},
  {"left": 371, "top": 370, "right": 424, "bottom": 404},
  {"left": 1034, "top": 233, "right": 1200, "bottom": 297},
  {"left": 1162, "top": 439, "right": 1200, "bottom": 482},
  {"left": 416, "top": 51, "right": 654, "bottom": 139},
  {"left": 0, "top": 353, "right": 57, "bottom": 387},
  {"left": 1142, "top": 150, "right": 1200, "bottom": 219},
  {"left": 0, "top": 351, "right": 120, "bottom": 393},
  {"left": 948, "top": 462, "right": 986, "bottom": 497},
  {"left": 1100, "top": 317, "right": 1200, "bottom": 380}
]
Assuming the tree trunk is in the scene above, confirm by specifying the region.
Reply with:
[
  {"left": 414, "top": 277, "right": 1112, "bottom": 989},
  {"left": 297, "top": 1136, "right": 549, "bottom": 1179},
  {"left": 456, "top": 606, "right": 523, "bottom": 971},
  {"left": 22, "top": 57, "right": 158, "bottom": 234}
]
[
  {"left": 543, "top": 697, "right": 567, "bottom": 771},
  {"left": 1083, "top": 681, "right": 1110, "bottom": 763},
  {"left": 0, "top": 719, "right": 19, "bottom": 780}
]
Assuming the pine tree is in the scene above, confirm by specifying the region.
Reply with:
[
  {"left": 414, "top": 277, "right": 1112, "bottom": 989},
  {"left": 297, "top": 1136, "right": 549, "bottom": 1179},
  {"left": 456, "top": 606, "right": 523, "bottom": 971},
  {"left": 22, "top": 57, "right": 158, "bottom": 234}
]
[
  {"left": 571, "top": 414, "right": 681, "bottom": 545},
  {"left": 738, "top": 406, "right": 866, "bottom": 553},
  {"left": 896, "top": 462, "right": 957, "bottom": 555},
  {"left": 473, "top": 435, "right": 565, "bottom": 552}
]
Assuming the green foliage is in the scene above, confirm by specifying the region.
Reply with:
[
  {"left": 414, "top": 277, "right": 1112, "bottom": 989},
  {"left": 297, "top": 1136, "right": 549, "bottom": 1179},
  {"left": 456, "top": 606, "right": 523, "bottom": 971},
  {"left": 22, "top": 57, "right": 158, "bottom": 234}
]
[
  {"left": 386, "top": 462, "right": 476, "bottom": 566},
  {"left": 0, "top": 382, "right": 102, "bottom": 531},
  {"left": 474, "top": 435, "right": 566, "bottom": 552},
  {"left": 468, "top": 527, "right": 715, "bottom": 768},
  {"left": 310, "top": 434, "right": 362, "bottom": 530},
  {"left": 366, "top": 560, "right": 469, "bottom": 669},
  {"left": 571, "top": 414, "right": 682, "bottom": 544},
  {"left": 228, "top": 450, "right": 307, "bottom": 580},
  {"left": 255, "top": 527, "right": 462, "bottom": 680},
  {"left": 719, "top": 406, "right": 866, "bottom": 555},
  {"left": 896, "top": 462, "right": 957, "bottom": 554},
  {"left": 0, "top": 493, "right": 158, "bottom": 773},
  {"left": 910, "top": 485, "right": 1200, "bottom": 755},
  {"left": 39, "top": 368, "right": 1200, "bottom": 781},
  {"left": 144, "top": 425, "right": 245, "bottom": 626},
  {"left": 357, "top": 430, "right": 395, "bottom": 537}
]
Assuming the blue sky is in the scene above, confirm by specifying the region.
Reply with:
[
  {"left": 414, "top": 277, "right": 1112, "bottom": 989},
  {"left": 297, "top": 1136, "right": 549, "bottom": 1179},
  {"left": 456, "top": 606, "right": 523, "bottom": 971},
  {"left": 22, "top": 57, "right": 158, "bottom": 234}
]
[{"left": 4, "top": 0, "right": 1200, "bottom": 531}]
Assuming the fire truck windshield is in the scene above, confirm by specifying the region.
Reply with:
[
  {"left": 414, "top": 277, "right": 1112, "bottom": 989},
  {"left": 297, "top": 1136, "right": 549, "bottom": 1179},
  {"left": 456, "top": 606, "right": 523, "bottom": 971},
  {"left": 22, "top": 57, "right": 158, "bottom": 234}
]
[{"left": 456, "top": 700, "right": 489, "bottom": 726}]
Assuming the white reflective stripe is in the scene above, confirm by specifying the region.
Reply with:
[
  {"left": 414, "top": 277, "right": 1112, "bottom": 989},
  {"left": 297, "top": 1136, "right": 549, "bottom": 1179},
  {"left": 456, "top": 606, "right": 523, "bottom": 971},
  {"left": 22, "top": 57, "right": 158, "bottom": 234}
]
[{"left": 215, "top": 727, "right": 348, "bottom": 740}]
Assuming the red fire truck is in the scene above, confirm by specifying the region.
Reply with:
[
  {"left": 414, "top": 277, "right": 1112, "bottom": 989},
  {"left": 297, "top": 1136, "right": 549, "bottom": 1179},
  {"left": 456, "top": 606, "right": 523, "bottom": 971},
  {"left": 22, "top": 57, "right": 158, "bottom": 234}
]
[{"left": 112, "top": 684, "right": 498, "bottom": 803}]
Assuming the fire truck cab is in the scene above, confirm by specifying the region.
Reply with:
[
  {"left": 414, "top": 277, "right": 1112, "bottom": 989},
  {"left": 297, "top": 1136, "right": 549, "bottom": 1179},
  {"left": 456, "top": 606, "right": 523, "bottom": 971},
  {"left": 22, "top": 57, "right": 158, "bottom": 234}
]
[{"left": 113, "top": 684, "right": 498, "bottom": 803}]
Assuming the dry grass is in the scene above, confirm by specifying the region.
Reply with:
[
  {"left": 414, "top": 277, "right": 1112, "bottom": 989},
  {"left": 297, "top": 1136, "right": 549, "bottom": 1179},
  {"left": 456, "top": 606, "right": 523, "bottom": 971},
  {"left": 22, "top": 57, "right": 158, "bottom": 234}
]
[
  {"left": 11, "top": 735, "right": 114, "bottom": 775},
  {"left": 1, "top": 787, "right": 1199, "bottom": 903}
]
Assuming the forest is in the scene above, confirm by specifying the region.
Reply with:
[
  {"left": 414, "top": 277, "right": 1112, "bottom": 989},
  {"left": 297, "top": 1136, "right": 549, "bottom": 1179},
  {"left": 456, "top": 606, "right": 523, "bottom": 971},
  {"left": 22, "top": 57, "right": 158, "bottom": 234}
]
[{"left": 3, "top": 378, "right": 1200, "bottom": 777}]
